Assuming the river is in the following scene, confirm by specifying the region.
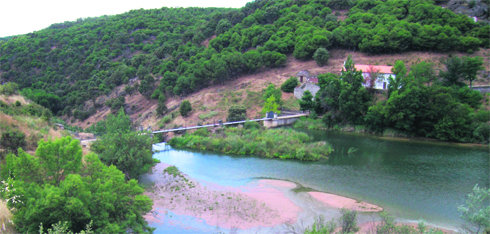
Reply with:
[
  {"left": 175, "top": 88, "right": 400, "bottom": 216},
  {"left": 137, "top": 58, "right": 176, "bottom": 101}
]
[{"left": 145, "top": 130, "right": 489, "bottom": 233}]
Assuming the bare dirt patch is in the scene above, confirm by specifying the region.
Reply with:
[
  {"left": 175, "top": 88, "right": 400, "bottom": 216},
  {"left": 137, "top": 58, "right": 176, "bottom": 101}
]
[{"left": 70, "top": 48, "right": 490, "bottom": 131}]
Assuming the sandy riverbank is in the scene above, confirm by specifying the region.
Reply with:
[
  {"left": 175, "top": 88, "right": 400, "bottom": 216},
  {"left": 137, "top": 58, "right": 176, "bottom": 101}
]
[{"left": 143, "top": 163, "right": 388, "bottom": 231}]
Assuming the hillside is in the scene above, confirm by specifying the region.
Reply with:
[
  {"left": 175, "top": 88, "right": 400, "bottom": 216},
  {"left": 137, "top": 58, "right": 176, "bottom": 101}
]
[
  {"left": 0, "top": 0, "right": 488, "bottom": 130},
  {"left": 0, "top": 92, "right": 65, "bottom": 155},
  {"left": 69, "top": 47, "right": 489, "bottom": 131}
]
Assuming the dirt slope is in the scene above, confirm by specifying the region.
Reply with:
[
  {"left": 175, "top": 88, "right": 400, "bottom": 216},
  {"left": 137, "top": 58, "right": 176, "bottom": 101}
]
[{"left": 68, "top": 48, "right": 490, "bottom": 131}]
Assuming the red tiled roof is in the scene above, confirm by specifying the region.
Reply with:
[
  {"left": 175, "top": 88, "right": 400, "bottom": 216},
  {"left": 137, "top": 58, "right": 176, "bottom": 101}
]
[
  {"left": 308, "top": 77, "right": 318, "bottom": 84},
  {"left": 354, "top": 64, "right": 393, "bottom": 74}
]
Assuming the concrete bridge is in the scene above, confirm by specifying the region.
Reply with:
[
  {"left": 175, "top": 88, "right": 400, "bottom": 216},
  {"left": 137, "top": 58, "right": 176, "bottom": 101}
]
[
  {"left": 471, "top": 85, "right": 490, "bottom": 93},
  {"left": 151, "top": 113, "right": 308, "bottom": 135}
]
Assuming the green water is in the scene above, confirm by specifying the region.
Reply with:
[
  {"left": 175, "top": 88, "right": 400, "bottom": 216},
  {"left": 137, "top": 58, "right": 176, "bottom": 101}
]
[{"left": 152, "top": 130, "right": 489, "bottom": 229}]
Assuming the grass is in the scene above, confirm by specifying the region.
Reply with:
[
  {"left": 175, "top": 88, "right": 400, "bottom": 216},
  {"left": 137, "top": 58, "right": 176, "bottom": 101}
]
[
  {"left": 282, "top": 96, "right": 300, "bottom": 111},
  {"left": 198, "top": 111, "right": 219, "bottom": 121},
  {"left": 163, "top": 166, "right": 182, "bottom": 178}
]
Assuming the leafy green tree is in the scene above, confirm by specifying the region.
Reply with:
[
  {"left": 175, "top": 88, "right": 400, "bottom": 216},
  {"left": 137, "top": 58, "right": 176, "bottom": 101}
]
[
  {"left": 227, "top": 105, "right": 247, "bottom": 122},
  {"left": 441, "top": 56, "right": 484, "bottom": 87},
  {"left": 36, "top": 136, "right": 82, "bottom": 185},
  {"left": 90, "top": 110, "right": 154, "bottom": 179},
  {"left": 179, "top": 100, "right": 192, "bottom": 117},
  {"left": 138, "top": 75, "right": 155, "bottom": 98},
  {"left": 300, "top": 91, "right": 314, "bottom": 112},
  {"left": 313, "top": 48, "right": 330, "bottom": 66},
  {"left": 0, "top": 129, "right": 26, "bottom": 155},
  {"left": 1, "top": 137, "right": 152, "bottom": 233},
  {"left": 263, "top": 84, "right": 282, "bottom": 105},
  {"left": 261, "top": 51, "right": 287, "bottom": 68},
  {"left": 216, "top": 19, "right": 232, "bottom": 35},
  {"left": 408, "top": 61, "right": 436, "bottom": 85},
  {"left": 458, "top": 184, "right": 490, "bottom": 233},
  {"left": 262, "top": 95, "right": 280, "bottom": 114},
  {"left": 280, "top": 77, "right": 299, "bottom": 93},
  {"left": 156, "top": 93, "right": 167, "bottom": 116}
]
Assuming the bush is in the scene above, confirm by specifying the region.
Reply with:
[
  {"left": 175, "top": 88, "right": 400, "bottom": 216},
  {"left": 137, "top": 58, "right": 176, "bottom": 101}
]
[
  {"left": 313, "top": 48, "right": 330, "bottom": 66},
  {"left": 340, "top": 208, "right": 359, "bottom": 233},
  {"left": 0, "top": 129, "right": 26, "bottom": 154},
  {"left": 281, "top": 77, "right": 299, "bottom": 93},
  {"left": 179, "top": 100, "right": 192, "bottom": 117},
  {"left": 244, "top": 121, "right": 262, "bottom": 130},
  {"left": 458, "top": 184, "right": 490, "bottom": 233},
  {"left": 227, "top": 105, "right": 247, "bottom": 122}
]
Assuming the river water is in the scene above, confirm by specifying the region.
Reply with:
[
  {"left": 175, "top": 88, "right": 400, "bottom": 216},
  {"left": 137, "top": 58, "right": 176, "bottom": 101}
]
[{"left": 148, "top": 130, "right": 489, "bottom": 232}]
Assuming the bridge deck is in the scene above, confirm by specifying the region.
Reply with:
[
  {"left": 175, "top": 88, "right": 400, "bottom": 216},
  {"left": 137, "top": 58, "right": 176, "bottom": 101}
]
[{"left": 151, "top": 113, "right": 308, "bottom": 134}]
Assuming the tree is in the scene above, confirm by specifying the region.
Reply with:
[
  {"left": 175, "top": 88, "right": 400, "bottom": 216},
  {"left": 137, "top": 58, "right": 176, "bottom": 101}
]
[
  {"left": 458, "top": 184, "right": 490, "bottom": 233},
  {"left": 280, "top": 77, "right": 299, "bottom": 93},
  {"left": 91, "top": 131, "right": 154, "bottom": 180},
  {"left": 156, "top": 94, "right": 167, "bottom": 116},
  {"left": 441, "top": 56, "right": 484, "bottom": 87},
  {"left": 300, "top": 90, "right": 314, "bottom": 112},
  {"left": 408, "top": 61, "right": 436, "bottom": 85},
  {"left": 227, "top": 105, "right": 247, "bottom": 122},
  {"left": 216, "top": 19, "right": 232, "bottom": 35},
  {"left": 90, "top": 110, "right": 154, "bottom": 180},
  {"left": 180, "top": 100, "right": 192, "bottom": 117},
  {"left": 313, "top": 48, "right": 330, "bottom": 66},
  {"left": 0, "top": 129, "right": 26, "bottom": 155},
  {"left": 36, "top": 136, "right": 82, "bottom": 185},
  {"left": 1, "top": 140, "right": 152, "bottom": 233},
  {"left": 262, "top": 95, "right": 280, "bottom": 114},
  {"left": 462, "top": 56, "right": 484, "bottom": 88},
  {"left": 263, "top": 84, "right": 282, "bottom": 105}
]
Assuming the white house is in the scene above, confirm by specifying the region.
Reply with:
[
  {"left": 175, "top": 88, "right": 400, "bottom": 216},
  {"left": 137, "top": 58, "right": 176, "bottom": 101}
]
[{"left": 354, "top": 64, "right": 395, "bottom": 90}]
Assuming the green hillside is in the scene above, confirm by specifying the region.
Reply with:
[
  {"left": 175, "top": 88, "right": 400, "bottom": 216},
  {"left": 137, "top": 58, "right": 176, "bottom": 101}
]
[{"left": 0, "top": 0, "right": 488, "bottom": 121}]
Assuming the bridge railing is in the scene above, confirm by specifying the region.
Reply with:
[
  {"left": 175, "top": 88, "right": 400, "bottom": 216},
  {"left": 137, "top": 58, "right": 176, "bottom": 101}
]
[{"left": 151, "top": 113, "right": 308, "bottom": 134}]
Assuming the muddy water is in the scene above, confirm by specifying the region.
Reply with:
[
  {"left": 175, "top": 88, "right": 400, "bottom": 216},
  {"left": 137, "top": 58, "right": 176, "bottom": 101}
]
[{"left": 145, "top": 131, "right": 488, "bottom": 233}]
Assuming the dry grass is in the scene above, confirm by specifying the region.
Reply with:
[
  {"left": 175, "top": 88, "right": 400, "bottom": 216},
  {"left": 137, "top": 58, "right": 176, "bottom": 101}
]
[
  {"left": 67, "top": 48, "right": 490, "bottom": 131},
  {"left": 0, "top": 200, "right": 15, "bottom": 233},
  {"left": 0, "top": 94, "right": 29, "bottom": 106}
]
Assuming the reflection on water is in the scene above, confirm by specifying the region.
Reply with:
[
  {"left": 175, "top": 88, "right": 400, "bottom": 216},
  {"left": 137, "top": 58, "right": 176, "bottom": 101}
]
[{"left": 149, "top": 130, "right": 488, "bottom": 231}]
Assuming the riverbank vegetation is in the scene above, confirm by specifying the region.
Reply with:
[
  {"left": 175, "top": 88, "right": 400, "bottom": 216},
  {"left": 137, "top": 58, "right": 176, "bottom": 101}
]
[
  {"left": 303, "top": 212, "right": 445, "bottom": 234},
  {"left": 169, "top": 124, "right": 332, "bottom": 161},
  {"left": 0, "top": 136, "right": 153, "bottom": 233},
  {"left": 303, "top": 55, "right": 489, "bottom": 144}
]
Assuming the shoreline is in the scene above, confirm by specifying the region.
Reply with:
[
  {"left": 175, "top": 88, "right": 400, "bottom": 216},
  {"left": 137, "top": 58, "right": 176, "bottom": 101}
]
[
  {"left": 301, "top": 126, "right": 489, "bottom": 149},
  {"left": 143, "top": 163, "right": 392, "bottom": 232}
]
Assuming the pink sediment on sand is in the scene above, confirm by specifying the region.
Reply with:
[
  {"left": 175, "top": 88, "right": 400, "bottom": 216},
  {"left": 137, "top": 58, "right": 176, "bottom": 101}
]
[
  {"left": 144, "top": 164, "right": 301, "bottom": 230},
  {"left": 308, "top": 191, "right": 383, "bottom": 212}
]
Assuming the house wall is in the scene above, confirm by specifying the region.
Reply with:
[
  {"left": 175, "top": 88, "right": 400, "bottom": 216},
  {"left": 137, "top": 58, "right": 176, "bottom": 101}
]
[
  {"left": 294, "top": 83, "right": 320, "bottom": 99},
  {"left": 361, "top": 73, "right": 394, "bottom": 90}
]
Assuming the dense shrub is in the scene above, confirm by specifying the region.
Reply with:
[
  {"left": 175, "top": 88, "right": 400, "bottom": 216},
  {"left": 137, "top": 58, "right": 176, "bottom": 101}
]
[
  {"left": 280, "top": 77, "right": 299, "bottom": 93},
  {"left": 179, "top": 100, "right": 192, "bottom": 117},
  {"left": 227, "top": 105, "right": 247, "bottom": 122},
  {"left": 313, "top": 48, "right": 330, "bottom": 66}
]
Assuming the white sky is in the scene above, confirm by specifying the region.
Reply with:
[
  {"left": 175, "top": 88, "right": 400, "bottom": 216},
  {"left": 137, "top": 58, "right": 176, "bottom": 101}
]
[{"left": 0, "top": 0, "right": 252, "bottom": 37}]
